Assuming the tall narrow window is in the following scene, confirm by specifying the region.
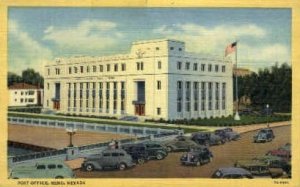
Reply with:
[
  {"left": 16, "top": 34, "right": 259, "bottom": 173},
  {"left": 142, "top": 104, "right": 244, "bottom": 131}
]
[
  {"left": 87, "top": 66, "right": 90, "bottom": 73},
  {"left": 79, "top": 83, "right": 83, "bottom": 110},
  {"left": 157, "top": 108, "right": 161, "bottom": 115},
  {"left": 201, "top": 64, "right": 205, "bottom": 71},
  {"left": 73, "top": 83, "right": 77, "bottom": 109},
  {"left": 177, "top": 61, "right": 182, "bottom": 70},
  {"left": 99, "top": 82, "right": 103, "bottom": 112},
  {"left": 92, "top": 82, "right": 96, "bottom": 110},
  {"left": 121, "top": 82, "right": 126, "bottom": 114},
  {"left": 222, "top": 83, "right": 226, "bottom": 110},
  {"left": 80, "top": 66, "right": 84, "bottom": 73},
  {"left": 208, "top": 82, "right": 212, "bottom": 110},
  {"left": 74, "top": 67, "right": 78, "bottom": 73},
  {"left": 222, "top": 65, "right": 226, "bottom": 72},
  {"left": 157, "top": 81, "right": 161, "bottom": 90},
  {"left": 215, "top": 65, "right": 219, "bottom": 72},
  {"left": 99, "top": 65, "right": 103, "bottom": 72},
  {"left": 193, "top": 63, "right": 198, "bottom": 71},
  {"left": 67, "top": 83, "right": 71, "bottom": 109},
  {"left": 177, "top": 81, "right": 182, "bottom": 112},
  {"left": 114, "top": 64, "right": 118, "bottom": 72},
  {"left": 106, "top": 82, "right": 110, "bottom": 113},
  {"left": 141, "top": 62, "right": 144, "bottom": 70},
  {"left": 215, "top": 83, "right": 219, "bottom": 110},
  {"left": 107, "top": 64, "right": 110, "bottom": 72},
  {"left": 113, "top": 82, "right": 117, "bottom": 113},
  {"left": 47, "top": 68, "right": 50, "bottom": 75},
  {"left": 185, "top": 62, "right": 190, "bottom": 70},
  {"left": 69, "top": 67, "right": 72, "bottom": 74},
  {"left": 93, "top": 65, "right": 97, "bottom": 72},
  {"left": 86, "top": 82, "right": 89, "bottom": 110},
  {"left": 194, "top": 82, "right": 198, "bottom": 111},
  {"left": 208, "top": 64, "right": 212, "bottom": 72},
  {"left": 136, "top": 62, "right": 140, "bottom": 70},
  {"left": 186, "top": 82, "right": 191, "bottom": 112},
  {"left": 121, "top": 63, "right": 126, "bottom": 71},
  {"left": 201, "top": 82, "right": 206, "bottom": 111},
  {"left": 158, "top": 61, "right": 161, "bottom": 69}
]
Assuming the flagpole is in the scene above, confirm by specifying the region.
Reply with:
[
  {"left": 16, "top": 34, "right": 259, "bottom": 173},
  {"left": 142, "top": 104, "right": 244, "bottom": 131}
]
[{"left": 234, "top": 40, "right": 240, "bottom": 120}]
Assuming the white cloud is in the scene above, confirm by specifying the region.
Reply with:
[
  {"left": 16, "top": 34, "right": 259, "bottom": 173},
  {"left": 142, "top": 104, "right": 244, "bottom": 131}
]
[
  {"left": 153, "top": 23, "right": 290, "bottom": 70},
  {"left": 154, "top": 23, "right": 266, "bottom": 54},
  {"left": 43, "top": 19, "right": 123, "bottom": 53},
  {"left": 9, "top": 20, "right": 52, "bottom": 75}
]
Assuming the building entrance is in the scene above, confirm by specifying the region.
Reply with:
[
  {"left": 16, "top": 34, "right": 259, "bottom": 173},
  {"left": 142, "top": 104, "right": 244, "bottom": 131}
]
[{"left": 133, "top": 81, "right": 145, "bottom": 116}]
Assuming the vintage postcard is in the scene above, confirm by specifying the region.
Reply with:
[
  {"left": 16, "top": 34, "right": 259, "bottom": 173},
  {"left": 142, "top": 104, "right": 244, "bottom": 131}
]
[{"left": 0, "top": 0, "right": 299, "bottom": 187}]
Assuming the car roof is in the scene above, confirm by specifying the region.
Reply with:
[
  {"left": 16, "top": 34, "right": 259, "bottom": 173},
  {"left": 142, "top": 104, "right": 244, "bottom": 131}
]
[
  {"left": 218, "top": 167, "right": 251, "bottom": 175},
  {"left": 102, "top": 149, "right": 127, "bottom": 153}
]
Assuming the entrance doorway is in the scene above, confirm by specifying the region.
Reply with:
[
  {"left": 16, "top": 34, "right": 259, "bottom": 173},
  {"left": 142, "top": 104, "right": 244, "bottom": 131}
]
[{"left": 133, "top": 81, "right": 145, "bottom": 116}]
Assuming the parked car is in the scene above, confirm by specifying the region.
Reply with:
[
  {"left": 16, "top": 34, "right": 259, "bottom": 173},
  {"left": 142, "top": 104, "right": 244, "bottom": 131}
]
[
  {"left": 214, "top": 128, "right": 240, "bottom": 141},
  {"left": 239, "top": 108, "right": 254, "bottom": 116},
  {"left": 122, "top": 141, "right": 168, "bottom": 164},
  {"left": 267, "top": 149, "right": 291, "bottom": 162},
  {"left": 9, "top": 160, "right": 75, "bottom": 179},
  {"left": 234, "top": 159, "right": 284, "bottom": 178},
  {"left": 191, "top": 132, "right": 224, "bottom": 146},
  {"left": 211, "top": 167, "right": 253, "bottom": 179},
  {"left": 253, "top": 155, "right": 291, "bottom": 174},
  {"left": 180, "top": 146, "right": 213, "bottom": 166},
  {"left": 82, "top": 149, "right": 135, "bottom": 171},
  {"left": 161, "top": 136, "right": 201, "bottom": 152},
  {"left": 278, "top": 143, "right": 291, "bottom": 152},
  {"left": 253, "top": 128, "right": 275, "bottom": 143}
]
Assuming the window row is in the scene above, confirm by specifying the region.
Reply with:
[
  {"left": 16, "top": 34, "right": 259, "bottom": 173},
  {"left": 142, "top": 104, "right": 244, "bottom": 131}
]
[
  {"left": 177, "top": 62, "right": 226, "bottom": 73},
  {"left": 176, "top": 81, "right": 226, "bottom": 112}
]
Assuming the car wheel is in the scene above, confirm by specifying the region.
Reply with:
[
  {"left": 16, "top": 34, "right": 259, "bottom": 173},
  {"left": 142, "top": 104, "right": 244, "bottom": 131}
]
[
  {"left": 196, "top": 161, "right": 201, "bottom": 166},
  {"left": 85, "top": 164, "right": 95, "bottom": 172},
  {"left": 166, "top": 146, "right": 173, "bottom": 152},
  {"left": 156, "top": 153, "right": 164, "bottom": 160},
  {"left": 119, "top": 163, "right": 127, "bottom": 171},
  {"left": 55, "top": 176, "right": 64, "bottom": 179},
  {"left": 137, "top": 158, "right": 145, "bottom": 164}
]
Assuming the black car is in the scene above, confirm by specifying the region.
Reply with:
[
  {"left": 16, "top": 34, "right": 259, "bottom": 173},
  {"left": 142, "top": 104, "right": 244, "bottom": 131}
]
[
  {"left": 122, "top": 141, "right": 168, "bottom": 164},
  {"left": 214, "top": 128, "right": 240, "bottom": 141},
  {"left": 180, "top": 147, "right": 213, "bottom": 166},
  {"left": 254, "top": 128, "right": 275, "bottom": 143},
  {"left": 191, "top": 132, "right": 224, "bottom": 146}
]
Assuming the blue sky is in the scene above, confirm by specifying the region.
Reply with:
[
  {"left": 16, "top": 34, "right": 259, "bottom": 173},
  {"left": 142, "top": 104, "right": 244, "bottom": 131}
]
[{"left": 8, "top": 8, "right": 291, "bottom": 75}]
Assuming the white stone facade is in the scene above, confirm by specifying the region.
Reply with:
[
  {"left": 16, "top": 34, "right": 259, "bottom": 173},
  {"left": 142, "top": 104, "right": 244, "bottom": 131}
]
[
  {"left": 9, "top": 84, "right": 43, "bottom": 107},
  {"left": 44, "top": 39, "right": 233, "bottom": 120}
]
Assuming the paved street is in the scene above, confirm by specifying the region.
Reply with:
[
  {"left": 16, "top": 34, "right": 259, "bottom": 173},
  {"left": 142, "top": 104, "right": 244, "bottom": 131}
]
[{"left": 74, "top": 125, "right": 290, "bottom": 178}]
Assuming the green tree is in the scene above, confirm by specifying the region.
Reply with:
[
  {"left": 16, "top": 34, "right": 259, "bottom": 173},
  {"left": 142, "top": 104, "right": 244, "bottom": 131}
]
[
  {"left": 22, "top": 68, "right": 44, "bottom": 88},
  {"left": 7, "top": 72, "right": 23, "bottom": 86}
]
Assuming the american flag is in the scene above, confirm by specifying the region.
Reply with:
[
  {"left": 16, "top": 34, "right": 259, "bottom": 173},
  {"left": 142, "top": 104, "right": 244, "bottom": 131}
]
[{"left": 225, "top": 41, "right": 237, "bottom": 57}]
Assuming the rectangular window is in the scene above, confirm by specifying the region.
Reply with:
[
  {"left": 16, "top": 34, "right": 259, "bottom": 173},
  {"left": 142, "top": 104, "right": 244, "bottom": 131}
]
[
  {"left": 106, "top": 64, "right": 110, "bottom": 72},
  {"left": 73, "top": 83, "right": 77, "bottom": 108},
  {"left": 215, "top": 65, "right": 219, "bottom": 72},
  {"left": 157, "top": 108, "right": 161, "bottom": 115},
  {"left": 99, "top": 65, "right": 103, "bottom": 72},
  {"left": 215, "top": 83, "right": 219, "bottom": 110},
  {"left": 93, "top": 65, "right": 97, "bottom": 72},
  {"left": 121, "top": 82, "right": 126, "bottom": 113},
  {"left": 193, "top": 63, "right": 198, "bottom": 71},
  {"left": 67, "top": 83, "right": 71, "bottom": 108},
  {"left": 185, "top": 62, "right": 190, "bottom": 70},
  {"left": 47, "top": 83, "right": 49, "bottom": 90},
  {"left": 170, "top": 47, "right": 174, "bottom": 50},
  {"left": 177, "top": 81, "right": 182, "bottom": 112},
  {"left": 158, "top": 61, "right": 161, "bottom": 69},
  {"left": 222, "top": 83, "right": 226, "bottom": 110},
  {"left": 201, "top": 82, "right": 206, "bottom": 111},
  {"left": 141, "top": 62, "right": 144, "bottom": 70},
  {"left": 106, "top": 82, "right": 110, "bottom": 113},
  {"left": 80, "top": 66, "right": 84, "bottom": 73},
  {"left": 114, "top": 64, "right": 118, "bottom": 72},
  {"left": 74, "top": 67, "right": 78, "bottom": 73},
  {"left": 208, "top": 82, "right": 212, "bottom": 110},
  {"left": 177, "top": 61, "right": 182, "bottom": 70},
  {"left": 99, "top": 82, "right": 103, "bottom": 112},
  {"left": 186, "top": 82, "right": 191, "bottom": 112},
  {"left": 136, "top": 62, "right": 140, "bottom": 70},
  {"left": 157, "top": 81, "right": 161, "bottom": 90},
  {"left": 201, "top": 64, "right": 205, "bottom": 71},
  {"left": 194, "top": 82, "right": 198, "bottom": 111},
  {"left": 69, "top": 67, "right": 72, "bottom": 74},
  {"left": 113, "top": 82, "right": 117, "bottom": 113},
  {"left": 79, "top": 83, "right": 83, "bottom": 109},
  {"left": 222, "top": 65, "right": 226, "bottom": 72},
  {"left": 86, "top": 66, "right": 90, "bottom": 73},
  {"left": 156, "top": 47, "right": 159, "bottom": 50},
  {"left": 208, "top": 64, "right": 212, "bottom": 72},
  {"left": 121, "top": 63, "right": 126, "bottom": 71},
  {"left": 47, "top": 68, "right": 50, "bottom": 75}
]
